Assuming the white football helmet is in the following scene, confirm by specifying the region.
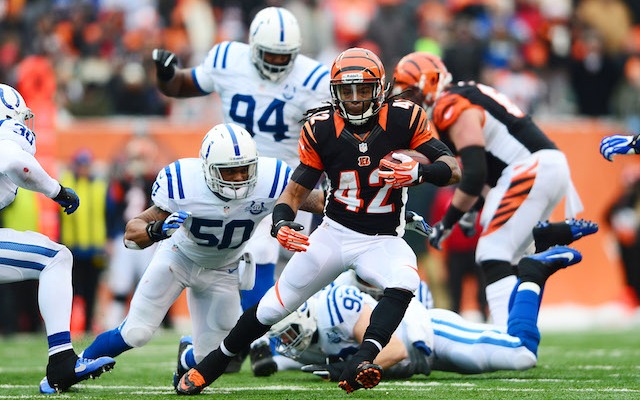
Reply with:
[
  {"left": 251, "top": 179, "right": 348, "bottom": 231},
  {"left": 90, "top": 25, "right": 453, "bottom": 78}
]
[
  {"left": 200, "top": 123, "right": 258, "bottom": 199},
  {"left": 269, "top": 300, "right": 317, "bottom": 360},
  {"left": 249, "top": 7, "right": 301, "bottom": 82},
  {"left": 0, "top": 83, "right": 34, "bottom": 131}
]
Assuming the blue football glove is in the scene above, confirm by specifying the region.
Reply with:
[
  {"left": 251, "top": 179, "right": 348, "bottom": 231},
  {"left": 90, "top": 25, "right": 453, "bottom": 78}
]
[
  {"left": 146, "top": 210, "right": 191, "bottom": 242},
  {"left": 53, "top": 185, "right": 80, "bottom": 215},
  {"left": 599, "top": 134, "right": 640, "bottom": 161},
  {"left": 405, "top": 210, "right": 431, "bottom": 237},
  {"left": 428, "top": 221, "right": 452, "bottom": 250},
  {"left": 162, "top": 211, "right": 192, "bottom": 237}
]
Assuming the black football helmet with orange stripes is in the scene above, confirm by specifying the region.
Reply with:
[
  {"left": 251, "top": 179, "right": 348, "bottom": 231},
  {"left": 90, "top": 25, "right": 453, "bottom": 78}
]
[
  {"left": 329, "top": 47, "right": 387, "bottom": 126},
  {"left": 392, "top": 52, "right": 452, "bottom": 110}
]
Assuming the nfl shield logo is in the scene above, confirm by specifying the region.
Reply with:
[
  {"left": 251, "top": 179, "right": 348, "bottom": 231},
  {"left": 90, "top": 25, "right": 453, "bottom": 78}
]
[{"left": 359, "top": 142, "right": 368, "bottom": 153}]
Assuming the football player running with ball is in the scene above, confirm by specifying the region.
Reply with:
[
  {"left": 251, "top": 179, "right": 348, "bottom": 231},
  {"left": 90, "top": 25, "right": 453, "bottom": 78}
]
[
  {"left": 152, "top": 7, "right": 331, "bottom": 373},
  {"left": 0, "top": 83, "right": 115, "bottom": 394},
  {"left": 78, "top": 123, "right": 325, "bottom": 386},
  {"left": 392, "top": 52, "right": 587, "bottom": 328},
  {"left": 175, "top": 47, "right": 461, "bottom": 395}
]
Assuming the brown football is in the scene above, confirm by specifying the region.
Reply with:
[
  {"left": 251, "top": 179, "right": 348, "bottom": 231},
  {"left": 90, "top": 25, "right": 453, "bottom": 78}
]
[{"left": 382, "top": 149, "right": 430, "bottom": 165}]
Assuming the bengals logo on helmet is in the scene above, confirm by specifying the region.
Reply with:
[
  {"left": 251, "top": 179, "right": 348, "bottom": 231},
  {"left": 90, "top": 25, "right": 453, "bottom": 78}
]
[{"left": 392, "top": 52, "right": 452, "bottom": 108}]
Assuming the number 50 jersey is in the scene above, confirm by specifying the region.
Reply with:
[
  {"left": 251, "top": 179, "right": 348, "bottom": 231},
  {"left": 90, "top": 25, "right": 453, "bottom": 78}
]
[{"left": 150, "top": 156, "right": 291, "bottom": 268}]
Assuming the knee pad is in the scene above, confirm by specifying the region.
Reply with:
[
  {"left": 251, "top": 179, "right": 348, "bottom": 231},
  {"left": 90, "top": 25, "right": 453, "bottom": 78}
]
[
  {"left": 50, "top": 246, "right": 73, "bottom": 272},
  {"left": 256, "top": 299, "right": 288, "bottom": 326}
]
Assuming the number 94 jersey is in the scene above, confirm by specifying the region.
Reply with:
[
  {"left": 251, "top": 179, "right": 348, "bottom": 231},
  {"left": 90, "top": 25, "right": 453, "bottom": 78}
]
[
  {"left": 150, "top": 156, "right": 291, "bottom": 268},
  {"left": 192, "top": 41, "right": 330, "bottom": 168}
]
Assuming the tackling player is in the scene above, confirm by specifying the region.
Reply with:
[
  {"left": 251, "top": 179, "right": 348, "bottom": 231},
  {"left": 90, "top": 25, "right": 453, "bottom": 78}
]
[
  {"left": 0, "top": 83, "right": 115, "bottom": 394},
  {"left": 392, "top": 52, "right": 586, "bottom": 328},
  {"left": 77, "top": 123, "right": 324, "bottom": 388},
  {"left": 152, "top": 7, "right": 331, "bottom": 373},
  {"left": 175, "top": 47, "right": 461, "bottom": 395}
]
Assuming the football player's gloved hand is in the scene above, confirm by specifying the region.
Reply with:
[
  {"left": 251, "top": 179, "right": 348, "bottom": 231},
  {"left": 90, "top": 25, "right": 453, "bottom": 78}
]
[
  {"left": 405, "top": 210, "right": 431, "bottom": 237},
  {"left": 162, "top": 210, "right": 191, "bottom": 237},
  {"left": 271, "top": 220, "right": 309, "bottom": 252},
  {"left": 458, "top": 210, "right": 478, "bottom": 237},
  {"left": 152, "top": 48, "right": 178, "bottom": 82},
  {"left": 301, "top": 360, "right": 347, "bottom": 382},
  {"left": 379, "top": 153, "right": 420, "bottom": 189},
  {"left": 428, "top": 221, "right": 452, "bottom": 250},
  {"left": 146, "top": 210, "right": 191, "bottom": 242},
  {"left": 53, "top": 185, "right": 80, "bottom": 215},
  {"left": 599, "top": 134, "right": 640, "bottom": 161}
]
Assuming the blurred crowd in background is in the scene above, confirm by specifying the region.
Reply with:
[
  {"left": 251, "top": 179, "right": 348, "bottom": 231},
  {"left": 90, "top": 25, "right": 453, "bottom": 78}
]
[
  {"left": 0, "top": 0, "right": 639, "bottom": 122},
  {"left": 1, "top": 0, "right": 640, "bottom": 335}
]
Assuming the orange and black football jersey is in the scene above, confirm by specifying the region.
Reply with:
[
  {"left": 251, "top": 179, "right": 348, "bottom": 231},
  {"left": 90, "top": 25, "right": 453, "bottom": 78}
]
[
  {"left": 297, "top": 99, "right": 443, "bottom": 236},
  {"left": 432, "top": 82, "right": 557, "bottom": 186}
]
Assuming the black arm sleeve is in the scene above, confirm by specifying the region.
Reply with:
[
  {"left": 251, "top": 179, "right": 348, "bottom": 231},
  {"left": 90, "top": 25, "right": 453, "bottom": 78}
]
[
  {"left": 414, "top": 137, "right": 454, "bottom": 163},
  {"left": 291, "top": 163, "right": 324, "bottom": 190},
  {"left": 458, "top": 146, "right": 487, "bottom": 196}
]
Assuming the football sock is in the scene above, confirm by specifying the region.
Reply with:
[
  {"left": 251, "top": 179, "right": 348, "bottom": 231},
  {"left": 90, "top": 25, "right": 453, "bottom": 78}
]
[
  {"left": 357, "top": 288, "right": 413, "bottom": 362},
  {"left": 241, "top": 263, "right": 275, "bottom": 311},
  {"left": 82, "top": 328, "right": 132, "bottom": 359},
  {"left": 507, "top": 282, "right": 542, "bottom": 355},
  {"left": 47, "top": 331, "right": 74, "bottom": 356}
]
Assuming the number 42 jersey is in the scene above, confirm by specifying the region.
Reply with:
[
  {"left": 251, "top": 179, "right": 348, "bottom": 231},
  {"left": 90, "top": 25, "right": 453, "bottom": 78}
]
[{"left": 150, "top": 156, "right": 291, "bottom": 269}]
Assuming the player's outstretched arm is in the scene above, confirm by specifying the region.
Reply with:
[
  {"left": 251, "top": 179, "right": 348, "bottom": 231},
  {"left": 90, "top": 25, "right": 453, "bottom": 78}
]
[
  {"left": 0, "top": 140, "right": 71, "bottom": 204},
  {"left": 124, "top": 205, "right": 172, "bottom": 249},
  {"left": 152, "top": 48, "right": 204, "bottom": 98}
]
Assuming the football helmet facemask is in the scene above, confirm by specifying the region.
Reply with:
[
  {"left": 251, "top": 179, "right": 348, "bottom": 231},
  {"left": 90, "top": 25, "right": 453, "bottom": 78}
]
[
  {"left": 200, "top": 123, "right": 258, "bottom": 199},
  {"left": 330, "top": 47, "right": 386, "bottom": 126},
  {"left": 249, "top": 7, "right": 301, "bottom": 82},
  {"left": 392, "top": 52, "right": 451, "bottom": 110},
  {"left": 0, "top": 83, "right": 34, "bottom": 131},
  {"left": 269, "top": 300, "right": 317, "bottom": 360}
]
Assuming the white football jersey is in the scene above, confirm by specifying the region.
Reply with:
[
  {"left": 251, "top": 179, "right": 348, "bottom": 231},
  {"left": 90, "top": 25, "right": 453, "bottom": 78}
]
[
  {"left": 151, "top": 156, "right": 291, "bottom": 268},
  {"left": 0, "top": 118, "right": 37, "bottom": 209},
  {"left": 309, "top": 285, "right": 434, "bottom": 366},
  {"left": 192, "top": 41, "right": 331, "bottom": 168}
]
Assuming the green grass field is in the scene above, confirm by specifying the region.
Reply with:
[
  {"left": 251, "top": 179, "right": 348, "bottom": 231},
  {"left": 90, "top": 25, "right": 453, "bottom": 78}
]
[{"left": 1, "top": 328, "right": 639, "bottom": 399}]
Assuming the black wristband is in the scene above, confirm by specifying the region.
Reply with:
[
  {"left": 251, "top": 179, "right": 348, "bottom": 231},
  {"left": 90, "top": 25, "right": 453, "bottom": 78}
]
[
  {"left": 146, "top": 221, "right": 166, "bottom": 242},
  {"left": 441, "top": 205, "right": 465, "bottom": 229},
  {"left": 418, "top": 161, "right": 452, "bottom": 186},
  {"left": 272, "top": 203, "right": 296, "bottom": 225}
]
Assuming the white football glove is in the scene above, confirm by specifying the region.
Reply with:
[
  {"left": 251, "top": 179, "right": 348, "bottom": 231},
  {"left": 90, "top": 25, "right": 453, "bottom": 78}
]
[
  {"left": 600, "top": 134, "right": 640, "bottom": 161},
  {"left": 379, "top": 153, "right": 420, "bottom": 189}
]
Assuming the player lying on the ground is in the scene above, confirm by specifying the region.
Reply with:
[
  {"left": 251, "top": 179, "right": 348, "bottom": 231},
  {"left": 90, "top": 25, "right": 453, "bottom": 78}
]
[
  {"left": 600, "top": 134, "right": 640, "bottom": 161},
  {"left": 269, "top": 220, "right": 597, "bottom": 380}
]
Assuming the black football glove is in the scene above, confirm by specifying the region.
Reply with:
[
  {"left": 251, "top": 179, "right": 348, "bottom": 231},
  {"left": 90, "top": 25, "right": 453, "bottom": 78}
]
[
  {"left": 53, "top": 185, "right": 80, "bottom": 215},
  {"left": 152, "top": 48, "right": 178, "bottom": 82},
  {"left": 301, "top": 360, "right": 348, "bottom": 382}
]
